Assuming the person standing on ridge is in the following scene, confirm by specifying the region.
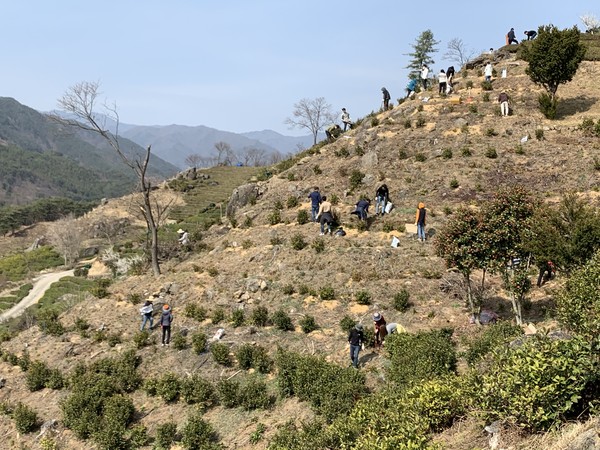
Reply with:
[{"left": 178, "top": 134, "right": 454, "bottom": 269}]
[
  {"left": 507, "top": 28, "right": 518, "bottom": 44},
  {"left": 420, "top": 64, "right": 430, "bottom": 90},
  {"left": 438, "top": 69, "right": 447, "bottom": 95},
  {"left": 160, "top": 304, "right": 173, "bottom": 346},
  {"left": 381, "top": 87, "right": 391, "bottom": 111},
  {"left": 316, "top": 195, "right": 334, "bottom": 235},
  {"left": 348, "top": 323, "right": 364, "bottom": 368},
  {"left": 415, "top": 202, "right": 427, "bottom": 242},
  {"left": 498, "top": 90, "right": 510, "bottom": 116},
  {"left": 139, "top": 298, "right": 154, "bottom": 331},
  {"left": 308, "top": 186, "right": 322, "bottom": 223},
  {"left": 375, "top": 184, "right": 389, "bottom": 216},
  {"left": 341, "top": 108, "right": 352, "bottom": 131},
  {"left": 524, "top": 30, "right": 537, "bottom": 40},
  {"left": 484, "top": 62, "right": 493, "bottom": 82}
]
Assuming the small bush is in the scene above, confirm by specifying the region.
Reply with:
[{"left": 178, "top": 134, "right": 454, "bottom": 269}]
[
  {"left": 133, "top": 330, "right": 151, "bottom": 348},
  {"left": 184, "top": 303, "right": 207, "bottom": 322},
  {"left": 211, "top": 308, "right": 225, "bottom": 325},
  {"left": 154, "top": 422, "right": 177, "bottom": 450},
  {"left": 241, "top": 239, "right": 254, "bottom": 249},
  {"left": 414, "top": 152, "right": 427, "bottom": 162},
  {"left": 482, "top": 92, "right": 490, "bottom": 102},
  {"left": 106, "top": 333, "right": 122, "bottom": 347},
  {"left": 230, "top": 309, "right": 245, "bottom": 327},
  {"left": 180, "top": 374, "right": 216, "bottom": 407},
  {"left": 286, "top": 196, "right": 299, "bottom": 208},
  {"left": 535, "top": 128, "right": 545, "bottom": 140},
  {"left": 403, "top": 119, "right": 412, "bottom": 129},
  {"left": 217, "top": 378, "right": 240, "bottom": 408},
  {"left": 399, "top": 149, "right": 408, "bottom": 159},
  {"left": 370, "top": 117, "right": 380, "bottom": 127},
  {"left": 485, "top": 147, "right": 498, "bottom": 158},
  {"left": 207, "top": 266, "right": 219, "bottom": 277},
  {"left": 191, "top": 332, "right": 207, "bottom": 354},
  {"left": 13, "top": 402, "right": 38, "bottom": 433},
  {"left": 172, "top": 333, "right": 187, "bottom": 350},
  {"left": 297, "top": 209, "right": 309, "bottom": 225},
  {"left": 74, "top": 317, "right": 90, "bottom": 332},
  {"left": 334, "top": 147, "right": 350, "bottom": 158},
  {"left": 469, "top": 104, "right": 478, "bottom": 114},
  {"left": 155, "top": 372, "right": 181, "bottom": 402},
  {"left": 312, "top": 238, "right": 325, "bottom": 253},
  {"left": 481, "top": 80, "right": 493, "bottom": 91},
  {"left": 25, "top": 361, "right": 51, "bottom": 392},
  {"left": 463, "top": 322, "right": 523, "bottom": 365},
  {"left": 251, "top": 306, "right": 270, "bottom": 327},
  {"left": 300, "top": 315, "right": 318, "bottom": 333},
  {"left": 538, "top": 93, "right": 558, "bottom": 119},
  {"left": 281, "top": 284, "right": 295, "bottom": 295},
  {"left": 515, "top": 144, "right": 525, "bottom": 155},
  {"left": 270, "top": 235, "right": 284, "bottom": 245},
  {"left": 319, "top": 286, "right": 335, "bottom": 300},
  {"left": 330, "top": 194, "right": 340, "bottom": 205},
  {"left": 449, "top": 178, "right": 459, "bottom": 189},
  {"left": 355, "top": 290, "right": 372, "bottom": 305},
  {"left": 243, "top": 216, "right": 253, "bottom": 228},
  {"left": 415, "top": 116, "right": 426, "bottom": 128},
  {"left": 441, "top": 148, "right": 453, "bottom": 159},
  {"left": 37, "top": 309, "right": 64, "bottom": 337},
  {"left": 211, "top": 342, "right": 232, "bottom": 366},
  {"left": 465, "top": 80, "right": 474, "bottom": 88},
  {"left": 339, "top": 315, "right": 356, "bottom": 333},
  {"left": 485, "top": 128, "right": 498, "bottom": 137},
  {"left": 355, "top": 145, "right": 365, "bottom": 156},
  {"left": 417, "top": 104, "right": 424, "bottom": 112},
  {"left": 461, "top": 147, "right": 472, "bottom": 157},
  {"left": 290, "top": 233, "right": 307, "bottom": 250},
  {"left": 238, "top": 377, "right": 273, "bottom": 410},
  {"left": 181, "top": 412, "right": 219, "bottom": 450},
  {"left": 267, "top": 209, "right": 281, "bottom": 225},
  {"left": 313, "top": 165, "right": 323, "bottom": 175},
  {"left": 393, "top": 289, "right": 411, "bottom": 312},
  {"left": 271, "top": 309, "right": 294, "bottom": 331},
  {"left": 349, "top": 170, "right": 364, "bottom": 190}
]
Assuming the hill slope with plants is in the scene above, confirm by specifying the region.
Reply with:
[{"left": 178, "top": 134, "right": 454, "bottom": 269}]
[{"left": 1, "top": 41, "right": 600, "bottom": 450}]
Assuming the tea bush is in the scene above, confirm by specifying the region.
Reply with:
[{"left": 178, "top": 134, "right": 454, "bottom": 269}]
[
  {"left": 191, "top": 332, "right": 207, "bottom": 354},
  {"left": 416, "top": 116, "right": 426, "bottom": 128},
  {"left": 133, "top": 330, "right": 151, "bottom": 349},
  {"left": 355, "top": 290, "right": 372, "bottom": 305},
  {"left": 154, "top": 372, "right": 181, "bottom": 402},
  {"left": 319, "top": 286, "right": 335, "bottom": 300},
  {"left": 481, "top": 80, "right": 493, "bottom": 91},
  {"left": 251, "top": 306, "right": 270, "bottom": 327},
  {"left": 441, "top": 148, "right": 453, "bottom": 159},
  {"left": 485, "top": 147, "right": 498, "bottom": 158},
  {"left": 181, "top": 411, "right": 220, "bottom": 450},
  {"left": 238, "top": 376, "right": 274, "bottom": 410},
  {"left": 13, "top": 402, "right": 38, "bottom": 433},
  {"left": 300, "top": 315, "right": 318, "bottom": 333},
  {"left": 349, "top": 170, "right": 364, "bottom": 190},
  {"left": 393, "top": 289, "right": 411, "bottom": 312},
  {"left": 385, "top": 329, "right": 456, "bottom": 387},
  {"left": 296, "top": 209, "right": 309, "bottom": 225},
  {"left": 415, "top": 152, "right": 427, "bottom": 162},
  {"left": 538, "top": 92, "right": 558, "bottom": 119},
  {"left": 286, "top": 196, "right": 299, "bottom": 208},
  {"left": 217, "top": 378, "right": 240, "bottom": 408},
  {"left": 172, "top": 333, "right": 188, "bottom": 350},
  {"left": 267, "top": 209, "right": 281, "bottom": 225},
  {"left": 211, "top": 307, "right": 225, "bottom": 325},
  {"left": 339, "top": 315, "right": 356, "bottom": 333},
  {"left": 271, "top": 309, "right": 294, "bottom": 331},
  {"left": 37, "top": 309, "right": 65, "bottom": 336},
  {"left": 184, "top": 303, "right": 207, "bottom": 322},
  {"left": 449, "top": 178, "right": 459, "bottom": 189},
  {"left": 180, "top": 374, "right": 216, "bottom": 408},
  {"left": 230, "top": 308, "right": 245, "bottom": 327},
  {"left": 290, "top": 233, "right": 307, "bottom": 250},
  {"left": 154, "top": 422, "right": 177, "bottom": 450},
  {"left": 463, "top": 321, "right": 523, "bottom": 365},
  {"left": 281, "top": 284, "right": 294, "bottom": 295},
  {"left": 210, "top": 342, "right": 232, "bottom": 366},
  {"left": 312, "top": 237, "right": 325, "bottom": 253}
]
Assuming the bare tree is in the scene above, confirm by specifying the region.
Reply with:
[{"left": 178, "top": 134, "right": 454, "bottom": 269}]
[
  {"left": 53, "top": 81, "right": 165, "bottom": 276},
  {"left": 247, "top": 147, "right": 267, "bottom": 166},
  {"left": 47, "top": 214, "right": 82, "bottom": 267},
  {"left": 285, "top": 97, "right": 335, "bottom": 146},
  {"left": 185, "top": 153, "right": 204, "bottom": 168},
  {"left": 214, "top": 141, "right": 233, "bottom": 165},
  {"left": 443, "top": 38, "right": 477, "bottom": 68},
  {"left": 581, "top": 13, "right": 600, "bottom": 33}
]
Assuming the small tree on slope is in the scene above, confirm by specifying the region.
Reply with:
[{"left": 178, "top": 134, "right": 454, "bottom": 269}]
[{"left": 406, "top": 29, "right": 440, "bottom": 79}]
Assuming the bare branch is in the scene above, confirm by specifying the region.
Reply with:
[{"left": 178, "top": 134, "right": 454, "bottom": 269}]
[{"left": 443, "top": 38, "right": 477, "bottom": 68}]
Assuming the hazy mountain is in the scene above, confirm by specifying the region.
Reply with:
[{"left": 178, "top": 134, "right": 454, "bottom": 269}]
[
  {"left": 0, "top": 97, "right": 178, "bottom": 205},
  {"left": 239, "top": 129, "right": 317, "bottom": 154}
]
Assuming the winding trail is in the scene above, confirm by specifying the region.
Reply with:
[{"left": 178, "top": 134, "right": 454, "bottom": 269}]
[{"left": 0, "top": 269, "right": 75, "bottom": 322}]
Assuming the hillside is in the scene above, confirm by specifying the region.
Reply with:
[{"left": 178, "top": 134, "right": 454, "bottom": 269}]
[
  {"left": 1, "top": 46, "right": 600, "bottom": 450},
  {"left": 0, "top": 97, "right": 178, "bottom": 205}
]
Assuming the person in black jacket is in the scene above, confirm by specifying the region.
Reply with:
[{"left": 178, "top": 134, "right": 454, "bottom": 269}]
[
  {"left": 381, "top": 87, "right": 391, "bottom": 111},
  {"left": 507, "top": 28, "right": 519, "bottom": 44},
  {"left": 524, "top": 30, "right": 537, "bottom": 40},
  {"left": 348, "top": 323, "right": 364, "bottom": 368},
  {"left": 375, "top": 184, "right": 389, "bottom": 216}
]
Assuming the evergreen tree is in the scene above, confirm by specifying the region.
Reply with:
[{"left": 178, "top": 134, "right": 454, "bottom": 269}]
[{"left": 405, "top": 30, "right": 440, "bottom": 78}]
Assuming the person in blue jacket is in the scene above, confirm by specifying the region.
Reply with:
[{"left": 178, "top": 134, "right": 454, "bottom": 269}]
[
  {"left": 307, "top": 186, "right": 322, "bottom": 222},
  {"left": 406, "top": 78, "right": 418, "bottom": 98}
]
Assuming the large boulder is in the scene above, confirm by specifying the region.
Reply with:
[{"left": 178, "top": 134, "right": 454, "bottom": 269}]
[{"left": 226, "top": 183, "right": 261, "bottom": 217}]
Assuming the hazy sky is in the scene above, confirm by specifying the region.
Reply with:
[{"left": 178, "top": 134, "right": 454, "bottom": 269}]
[{"left": 1, "top": 1, "right": 597, "bottom": 135}]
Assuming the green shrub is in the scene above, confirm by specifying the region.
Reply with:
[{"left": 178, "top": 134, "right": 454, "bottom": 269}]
[
  {"left": 441, "top": 148, "right": 453, "bottom": 159},
  {"left": 181, "top": 412, "right": 219, "bottom": 450},
  {"left": 249, "top": 423, "right": 266, "bottom": 445},
  {"left": 393, "top": 289, "right": 411, "bottom": 312},
  {"left": 155, "top": 372, "right": 181, "bottom": 402},
  {"left": 485, "top": 128, "right": 498, "bottom": 137},
  {"left": 267, "top": 209, "right": 281, "bottom": 225},
  {"left": 538, "top": 92, "right": 558, "bottom": 119},
  {"left": 286, "top": 196, "right": 299, "bottom": 208},
  {"left": 191, "top": 332, "right": 207, "bottom": 354},
  {"left": 37, "top": 309, "right": 64, "bottom": 336},
  {"left": 355, "top": 145, "right": 365, "bottom": 156},
  {"left": 217, "top": 378, "right": 240, "bottom": 408},
  {"left": 133, "top": 330, "right": 151, "bottom": 349},
  {"left": 25, "top": 361, "right": 50, "bottom": 392},
  {"left": 243, "top": 216, "right": 253, "bottom": 228},
  {"left": 475, "top": 335, "right": 597, "bottom": 431},
  {"left": 481, "top": 80, "right": 493, "bottom": 91},
  {"left": 298, "top": 284, "right": 310, "bottom": 295},
  {"left": 207, "top": 266, "right": 219, "bottom": 277},
  {"left": 106, "top": 333, "right": 122, "bottom": 347},
  {"left": 370, "top": 117, "right": 380, "bottom": 127},
  {"left": 313, "top": 165, "right": 323, "bottom": 175},
  {"left": 184, "top": 303, "right": 207, "bottom": 322},
  {"left": 281, "top": 284, "right": 295, "bottom": 295},
  {"left": 274, "top": 199, "right": 284, "bottom": 210},
  {"left": 230, "top": 309, "right": 245, "bottom": 327},
  {"left": 415, "top": 116, "right": 426, "bottom": 128},
  {"left": 268, "top": 419, "right": 333, "bottom": 450},
  {"left": 74, "top": 317, "right": 90, "bottom": 332},
  {"left": 13, "top": 402, "right": 38, "bottom": 433},
  {"left": 290, "top": 233, "right": 307, "bottom": 250},
  {"left": 241, "top": 239, "right": 254, "bottom": 249},
  {"left": 535, "top": 128, "right": 545, "bottom": 140},
  {"left": 414, "top": 152, "right": 427, "bottom": 162},
  {"left": 385, "top": 329, "right": 456, "bottom": 387},
  {"left": 463, "top": 321, "right": 523, "bottom": 365},
  {"left": 355, "top": 290, "right": 372, "bottom": 305},
  {"left": 465, "top": 80, "right": 473, "bottom": 88},
  {"left": 251, "top": 306, "right": 270, "bottom": 327},
  {"left": 297, "top": 209, "right": 309, "bottom": 225},
  {"left": 515, "top": 144, "right": 525, "bottom": 155},
  {"left": 312, "top": 238, "right": 325, "bottom": 253},
  {"left": 349, "top": 170, "right": 364, "bottom": 191},
  {"left": 236, "top": 344, "right": 255, "bottom": 370},
  {"left": 180, "top": 374, "right": 216, "bottom": 408},
  {"left": 449, "top": 178, "right": 459, "bottom": 189},
  {"left": 334, "top": 147, "right": 350, "bottom": 158},
  {"left": 300, "top": 315, "right": 318, "bottom": 334},
  {"left": 330, "top": 194, "right": 340, "bottom": 205},
  {"left": 211, "top": 342, "right": 232, "bottom": 366},
  {"left": 154, "top": 422, "right": 177, "bottom": 450},
  {"left": 319, "top": 286, "right": 335, "bottom": 300},
  {"left": 211, "top": 308, "right": 225, "bottom": 325},
  {"left": 238, "top": 376, "right": 273, "bottom": 410},
  {"left": 485, "top": 147, "right": 498, "bottom": 158},
  {"left": 469, "top": 104, "right": 478, "bottom": 114},
  {"left": 271, "top": 309, "right": 294, "bottom": 331},
  {"left": 339, "top": 315, "right": 356, "bottom": 333},
  {"left": 461, "top": 147, "right": 472, "bottom": 157},
  {"left": 482, "top": 92, "right": 490, "bottom": 102},
  {"left": 417, "top": 104, "right": 424, "bottom": 112},
  {"left": 172, "top": 333, "right": 187, "bottom": 350}
]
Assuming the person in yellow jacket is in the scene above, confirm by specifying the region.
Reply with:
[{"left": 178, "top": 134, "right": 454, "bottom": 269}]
[{"left": 415, "top": 202, "right": 427, "bottom": 242}]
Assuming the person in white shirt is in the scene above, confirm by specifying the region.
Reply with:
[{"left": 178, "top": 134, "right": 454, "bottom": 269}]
[
  {"left": 484, "top": 62, "right": 493, "bottom": 82},
  {"left": 420, "top": 64, "right": 430, "bottom": 90},
  {"left": 438, "top": 69, "right": 447, "bottom": 95},
  {"left": 341, "top": 108, "right": 352, "bottom": 131}
]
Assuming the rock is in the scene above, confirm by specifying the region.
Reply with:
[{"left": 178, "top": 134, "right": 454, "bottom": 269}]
[
  {"left": 226, "top": 183, "right": 260, "bottom": 217},
  {"left": 241, "top": 293, "right": 250, "bottom": 301},
  {"left": 0, "top": 378, "right": 6, "bottom": 388},
  {"left": 259, "top": 280, "right": 268, "bottom": 291},
  {"left": 246, "top": 279, "right": 260, "bottom": 293},
  {"left": 564, "top": 428, "right": 600, "bottom": 450},
  {"left": 168, "top": 283, "right": 180, "bottom": 295},
  {"left": 361, "top": 151, "right": 379, "bottom": 169},
  {"left": 362, "top": 173, "right": 375, "bottom": 185},
  {"left": 233, "top": 290, "right": 244, "bottom": 299},
  {"left": 454, "top": 118, "right": 469, "bottom": 128}
]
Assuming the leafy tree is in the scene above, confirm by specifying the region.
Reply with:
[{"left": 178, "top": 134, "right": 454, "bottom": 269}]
[
  {"left": 406, "top": 30, "right": 440, "bottom": 78},
  {"left": 285, "top": 97, "right": 335, "bottom": 146},
  {"left": 47, "top": 214, "right": 82, "bottom": 266},
  {"left": 443, "top": 37, "right": 477, "bottom": 68},
  {"left": 521, "top": 25, "right": 586, "bottom": 118}
]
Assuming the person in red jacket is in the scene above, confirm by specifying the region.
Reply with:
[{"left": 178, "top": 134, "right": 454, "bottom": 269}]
[{"left": 373, "top": 312, "right": 387, "bottom": 349}]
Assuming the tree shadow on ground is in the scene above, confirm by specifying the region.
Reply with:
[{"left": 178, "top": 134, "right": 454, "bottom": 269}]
[
  {"left": 557, "top": 95, "right": 597, "bottom": 119},
  {"left": 485, "top": 293, "right": 555, "bottom": 324}
]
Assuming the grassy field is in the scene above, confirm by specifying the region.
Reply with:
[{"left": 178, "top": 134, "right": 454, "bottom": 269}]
[{"left": 581, "top": 33, "right": 600, "bottom": 60}]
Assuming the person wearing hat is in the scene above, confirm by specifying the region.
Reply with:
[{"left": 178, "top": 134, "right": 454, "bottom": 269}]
[
  {"left": 348, "top": 322, "right": 365, "bottom": 368},
  {"left": 341, "top": 108, "right": 353, "bottom": 131},
  {"left": 373, "top": 312, "right": 388, "bottom": 349},
  {"left": 381, "top": 87, "right": 391, "bottom": 111},
  {"left": 160, "top": 304, "right": 174, "bottom": 346},
  {"left": 415, "top": 202, "right": 427, "bottom": 242},
  {"left": 139, "top": 298, "right": 154, "bottom": 331},
  {"left": 177, "top": 228, "right": 190, "bottom": 247},
  {"left": 498, "top": 91, "right": 510, "bottom": 117}
]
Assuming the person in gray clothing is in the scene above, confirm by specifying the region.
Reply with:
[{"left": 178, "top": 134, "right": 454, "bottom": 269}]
[{"left": 160, "top": 304, "right": 173, "bottom": 346}]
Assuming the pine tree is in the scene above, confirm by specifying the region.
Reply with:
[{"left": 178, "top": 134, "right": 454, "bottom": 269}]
[{"left": 406, "top": 29, "right": 440, "bottom": 78}]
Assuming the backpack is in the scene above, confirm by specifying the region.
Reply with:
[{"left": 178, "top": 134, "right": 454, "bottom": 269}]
[{"left": 335, "top": 228, "right": 346, "bottom": 236}]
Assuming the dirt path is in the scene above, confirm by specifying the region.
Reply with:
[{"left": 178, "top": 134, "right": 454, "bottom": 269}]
[{"left": 0, "top": 269, "right": 74, "bottom": 322}]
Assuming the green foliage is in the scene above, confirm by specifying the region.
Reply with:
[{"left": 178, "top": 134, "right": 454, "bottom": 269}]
[
  {"left": 355, "top": 290, "right": 371, "bottom": 305},
  {"left": 521, "top": 25, "right": 586, "bottom": 99},
  {"left": 191, "top": 332, "right": 207, "bottom": 354},
  {"left": 211, "top": 342, "right": 232, "bottom": 366},
  {"left": 482, "top": 92, "right": 490, "bottom": 102},
  {"left": 36, "top": 309, "right": 65, "bottom": 336},
  {"left": 238, "top": 376, "right": 274, "bottom": 410},
  {"left": 474, "top": 335, "right": 598, "bottom": 431},
  {"left": 465, "top": 80, "right": 474, "bottom": 88},
  {"left": 415, "top": 116, "right": 426, "bottom": 128},
  {"left": 312, "top": 237, "right": 325, "bottom": 253},
  {"left": 154, "top": 422, "right": 177, "bottom": 450},
  {"left": 330, "top": 193, "right": 339, "bottom": 205},
  {"left": 385, "top": 329, "right": 456, "bottom": 387},
  {"left": 480, "top": 81, "right": 493, "bottom": 91},
  {"left": 461, "top": 147, "right": 472, "bottom": 157},
  {"left": 300, "top": 315, "right": 318, "bottom": 333},
  {"left": 286, "top": 196, "right": 299, "bottom": 208},
  {"left": 580, "top": 117, "right": 600, "bottom": 137},
  {"left": 26, "top": 360, "right": 64, "bottom": 391},
  {"left": 133, "top": 330, "right": 151, "bottom": 349},
  {"left": 271, "top": 309, "right": 294, "bottom": 331},
  {"left": 393, "top": 289, "right": 411, "bottom": 312},
  {"left": 211, "top": 307, "right": 226, "bottom": 324},
  {"left": 181, "top": 412, "right": 220, "bottom": 450},
  {"left": 441, "top": 148, "right": 453, "bottom": 159},
  {"left": 485, "top": 128, "right": 498, "bottom": 137},
  {"left": 184, "top": 303, "right": 208, "bottom": 322},
  {"left": 236, "top": 344, "right": 273, "bottom": 373},
  {"left": 334, "top": 147, "right": 350, "bottom": 158},
  {"left": 556, "top": 251, "right": 600, "bottom": 341},
  {"left": 319, "top": 285, "right": 335, "bottom": 300},
  {"left": 217, "top": 378, "right": 240, "bottom": 408},
  {"left": 449, "top": 178, "right": 459, "bottom": 189},
  {"left": 406, "top": 29, "right": 440, "bottom": 78},
  {"left": 0, "top": 246, "right": 63, "bottom": 282},
  {"left": 230, "top": 308, "right": 245, "bottom": 327},
  {"left": 180, "top": 374, "right": 216, "bottom": 407},
  {"left": 267, "top": 209, "right": 281, "bottom": 225},
  {"left": 463, "top": 322, "right": 524, "bottom": 365},
  {"left": 251, "top": 306, "right": 270, "bottom": 327},
  {"left": 535, "top": 128, "right": 545, "bottom": 140},
  {"left": 484, "top": 146, "right": 497, "bottom": 158},
  {"left": 296, "top": 209, "right": 309, "bottom": 225},
  {"left": 349, "top": 170, "right": 364, "bottom": 190},
  {"left": 154, "top": 372, "right": 181, "bottom": 402},
  {"left": 339, "top": 315, "right": 356, "bottom": 333},
  {"left": 172, "top": 333, "right": 188, "bottom": 350},
  {"left": 270, "top": 235, "right": 284, "bottom": 245},
  {"left": 273, "top": 199, "right": 284, "bottom": 210},
  {"left": 538, "top": 92, "right": 558, "bottom": 119},
  {"left": 370, "top": 117, "right": 380, "bottom": 127},
  {"left": 13, "top": 402, "right": 38, "bottom": 433},
  {"left": 468, "top": 104, "right": 478, "bottom": 114},
  {"left": 281, "top": 283, "right": 294, "bottom": 295},
  {"left": 276, "top": 349, "right": 368, "bottom": 422},
  {"left": 415, "top": 152, "right": 427, "bottom": 162},
  {"left": 290, "top": 233, "right": 307, "bottom": 250},
  {"left": 249, "top": 423, "right": 266, "bottom": 445}
]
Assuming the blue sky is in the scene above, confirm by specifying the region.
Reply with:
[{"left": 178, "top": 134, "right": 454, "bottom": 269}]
[{"left": 1, "top": 1, "right": 597, "bottom": 135}]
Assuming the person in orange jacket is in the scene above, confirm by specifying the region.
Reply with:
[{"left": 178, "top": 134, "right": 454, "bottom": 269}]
[{"left": 415, "top": 202, "right": 427, "bottom": 242}]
